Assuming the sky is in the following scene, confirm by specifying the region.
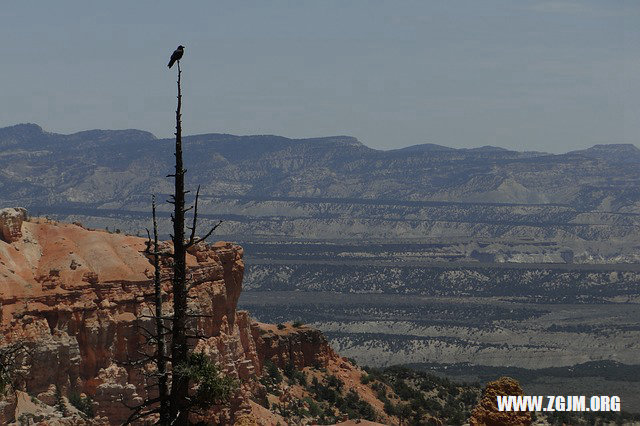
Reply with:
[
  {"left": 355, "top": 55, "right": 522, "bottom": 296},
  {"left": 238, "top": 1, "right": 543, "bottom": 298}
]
[{"left": 1, "top": 1, "right": 638, "bottom": 152}]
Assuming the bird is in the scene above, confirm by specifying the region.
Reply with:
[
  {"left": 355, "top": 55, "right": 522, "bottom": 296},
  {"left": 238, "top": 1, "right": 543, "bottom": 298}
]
[{"left": 168, "top": 45, "right": 185, "bottom": 68}]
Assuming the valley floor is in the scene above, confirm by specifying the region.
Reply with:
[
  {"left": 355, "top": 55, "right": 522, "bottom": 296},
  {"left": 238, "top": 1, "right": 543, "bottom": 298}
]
[{"left": 240, "top": 291, "right": 640, "bottom": 413}]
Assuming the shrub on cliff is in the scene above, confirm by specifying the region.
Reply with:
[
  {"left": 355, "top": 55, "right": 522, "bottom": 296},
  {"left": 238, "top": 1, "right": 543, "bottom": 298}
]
[
  {"left": 54, "top": 385, "right": 68, "bottom": 417},
  {"left": 362, "top": 366, "right": 480, "bottom": 425},
  {"left": 342, "top": 389, "right": 377, "bottom": 421},
  {"left": 176, "top": 352, "right": 237, "bottom": 409},
  {"left": 69, "top": 392, "right": 94, "bottom": 418},
  {"left": 264, "top": 360, "right": 283, "bottom": 384},
  {"left": 0, "top": 363, "right": 10, "bottom": 397},
  {"left": 283, "top": 361, "right": 306, "bottom": 385}
]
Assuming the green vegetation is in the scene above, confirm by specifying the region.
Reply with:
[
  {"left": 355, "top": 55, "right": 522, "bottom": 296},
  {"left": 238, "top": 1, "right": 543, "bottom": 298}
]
[
  {"left": 283, "top": 361, "right": 306, "bottom": 385},
  {"left": 259, "top": 360, "right": 284, "bottom": 397},
  {"left": 364, "top": 365, "right": 640, "bottom": 426},
  {"left": 265, "top": 360, "right": 283, "bottom": 383},
  {"left": 360, "top": 373, "right": 371, "bottom": 384},
  {"left": 253, "top": 357, "right": 640, "bottom": 426},
  {"left": 69, "top": 392, "right": 94, "bottom": 418},
  {"left": 308, "top": 374, "right": 377, "bottom": 422},
  {"left": 363, "top": 366, "right": 480, "bottom": 426},
  {"left": 54, "top": 385, "right": 68, "bottom": 417},
  {"left": 258, "top": 358, "right": 378, "bottom": 424},
  {"left": 17, "top": 413, "right": 37, "bottom": 426},
  {"left": 176, "top": 352, "right": 237, "bottom": 409}
]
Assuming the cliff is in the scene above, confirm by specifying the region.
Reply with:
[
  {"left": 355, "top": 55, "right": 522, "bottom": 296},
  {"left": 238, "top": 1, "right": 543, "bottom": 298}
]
[{"left": 0, "top": 210, "right": 390, "bottom": 425}]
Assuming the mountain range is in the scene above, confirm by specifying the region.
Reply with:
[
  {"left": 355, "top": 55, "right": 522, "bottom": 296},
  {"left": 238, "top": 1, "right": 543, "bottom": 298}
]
[
  {"left": 1, "top": 123, "right": 639, "bottom": 258},
  {"left": 2, "top": 122, "right": 639, "bottom": 208}
]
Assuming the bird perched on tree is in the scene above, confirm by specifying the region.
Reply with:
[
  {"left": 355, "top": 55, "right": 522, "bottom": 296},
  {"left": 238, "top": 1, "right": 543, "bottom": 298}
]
[{"left": 168, "top": 45, "right": 185, "bottom": 68}]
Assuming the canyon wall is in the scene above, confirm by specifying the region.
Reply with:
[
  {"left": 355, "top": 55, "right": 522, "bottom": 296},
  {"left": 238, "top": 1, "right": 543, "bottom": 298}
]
[{"left": 0, "top": 209, "right": 342, "bottom": 424}]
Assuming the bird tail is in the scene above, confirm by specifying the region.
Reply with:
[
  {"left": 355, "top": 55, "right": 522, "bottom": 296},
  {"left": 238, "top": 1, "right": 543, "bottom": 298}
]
[{"left": 168, "top": 59, "right": 175, "bottom": 68}]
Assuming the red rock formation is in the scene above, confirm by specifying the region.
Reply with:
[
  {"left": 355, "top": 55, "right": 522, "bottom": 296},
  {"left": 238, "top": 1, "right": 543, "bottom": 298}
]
[
  {"left": 469, "top": 376, "right": 531, "bottom": 426},
  {"left": 0, "top": 211, "right": 349, "bottom": 425},
  {"left": 251, "top": 322, "right": 338, "bottom": 372}
]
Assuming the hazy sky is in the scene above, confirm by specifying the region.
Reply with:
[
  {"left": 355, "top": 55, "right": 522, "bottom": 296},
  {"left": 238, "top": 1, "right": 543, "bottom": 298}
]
[{"left": 1, "top": 1, "right": 638, "bottom": 152}]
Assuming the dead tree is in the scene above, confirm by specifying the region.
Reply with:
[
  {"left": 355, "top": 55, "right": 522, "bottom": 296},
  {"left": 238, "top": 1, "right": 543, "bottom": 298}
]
[
  {"left": 127, "top": 55, "right": 226, "bottom": 426},
  {"left": 124, "top": 198, "right": 170, "bottom": 424},
  {"left": 0, "top": 341, "right": 30, "bottom": 395},
  {"left": 151, "top": 196, "right": 169, "bottom": 424},
  {"left": 168, "top": 57, "right": 226, "bottom": 426},
  {"left": 168, "top": 58, "right": 191, "bottom": 426}
]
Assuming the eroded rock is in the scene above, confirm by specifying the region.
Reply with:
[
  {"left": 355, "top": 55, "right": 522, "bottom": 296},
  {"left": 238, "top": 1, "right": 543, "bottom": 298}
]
[
  {"left": 469, "top": 376, "right": 531, "bottom": 426},
  {"left": 0, "top": 220, "right": 340, "bottom": 424},
  {"left": 0, "top": 207, "right": 27, "bottom": 243}
]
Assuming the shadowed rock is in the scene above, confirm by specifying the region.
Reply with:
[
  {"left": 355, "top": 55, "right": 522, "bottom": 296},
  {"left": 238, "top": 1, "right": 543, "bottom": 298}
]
[{"left": 0, "top": 207, "right": 27, "bottom": 243}]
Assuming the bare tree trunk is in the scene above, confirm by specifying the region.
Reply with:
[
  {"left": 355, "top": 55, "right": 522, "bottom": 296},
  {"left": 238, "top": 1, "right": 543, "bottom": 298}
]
[
  {"left": 151, "top": 196, "right": 170, "bottom": 424},
  {"left": 169, "top": 60, "right": 189, "bottom": 425}
]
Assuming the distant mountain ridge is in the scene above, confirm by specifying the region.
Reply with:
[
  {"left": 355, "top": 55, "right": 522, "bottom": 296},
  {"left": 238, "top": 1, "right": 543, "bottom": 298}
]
[
  {"left": 1, "top": 122, "right": 637, "bottom": 203},
  {"left": 4, "top": 122, "right": 636, "bottom": 155},
  {"left": 570, "top": 144, "right": 640, "bottom": 163},
  {"left": 1, "top": 123, "right": 639, "bottom": 247}
]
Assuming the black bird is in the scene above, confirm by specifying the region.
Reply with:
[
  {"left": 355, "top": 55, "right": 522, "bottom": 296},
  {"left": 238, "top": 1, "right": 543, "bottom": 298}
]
[{"left": 168, "top": 45, "right": 185, "bottom": 68}]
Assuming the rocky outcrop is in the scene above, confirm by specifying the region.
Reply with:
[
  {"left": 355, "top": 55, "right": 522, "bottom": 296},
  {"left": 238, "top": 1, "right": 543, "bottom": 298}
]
[
  {"left": 0, "top": 392, "right": 17, "bottom": 425},
  {"left": 469, "top": 376, "right": 531, "bottom": 426},
  {"left": 0, "top": 214, "right": 342, "bottom": 424},
  {"left": 0, "top": 207, "right": 26, "bottom": 243},
  {"left": 251, "top": 322, "right": 337, "bottom": 371}
]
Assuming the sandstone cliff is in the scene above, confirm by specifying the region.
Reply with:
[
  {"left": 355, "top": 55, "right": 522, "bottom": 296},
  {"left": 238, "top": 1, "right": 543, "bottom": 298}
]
[{"left": 0, "top": 211, "right": 387, "bottom": 425}]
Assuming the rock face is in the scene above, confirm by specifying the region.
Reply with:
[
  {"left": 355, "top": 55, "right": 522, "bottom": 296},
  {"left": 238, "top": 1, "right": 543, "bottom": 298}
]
[
  {"left": 251, "top": 322, "right": 335, "bottom": 370},
  {"left": 469, "top": 376, "right": 531, "bottom": 426},
  {"left": 0, "top": 213, "right": 341, "bottom": 424},
  {"left": 0, "top": 207, "right": 27, "bottom": 243}
]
